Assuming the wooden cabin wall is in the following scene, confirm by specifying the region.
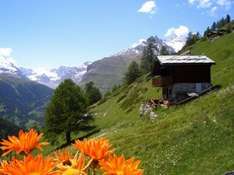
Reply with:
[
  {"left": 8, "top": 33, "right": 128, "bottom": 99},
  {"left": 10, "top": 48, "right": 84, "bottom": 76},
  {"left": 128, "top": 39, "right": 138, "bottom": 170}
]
[{"left": 162, "top": 65, "right": 211, "bottom": 83}]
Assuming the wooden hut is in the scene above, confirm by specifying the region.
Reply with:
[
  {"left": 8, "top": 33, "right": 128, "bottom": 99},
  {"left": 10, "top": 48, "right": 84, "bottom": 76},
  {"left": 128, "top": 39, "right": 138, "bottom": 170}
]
[{"left": 152, "top": 55, "right": 215, "bottom": 103}]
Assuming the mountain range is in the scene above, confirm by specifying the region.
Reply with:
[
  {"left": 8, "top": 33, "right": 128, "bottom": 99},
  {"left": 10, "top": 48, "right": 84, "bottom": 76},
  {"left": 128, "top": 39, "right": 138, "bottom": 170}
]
[
  {"left": 19, "top": 63, "right": 90, "bottom": 89},
  {"left": 1, "top": 35, "right": 175, "bottom": 93}
]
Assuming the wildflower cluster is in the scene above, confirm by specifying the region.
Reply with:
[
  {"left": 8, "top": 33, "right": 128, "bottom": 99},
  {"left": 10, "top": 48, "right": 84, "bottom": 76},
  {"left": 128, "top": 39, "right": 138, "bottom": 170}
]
[{"left": 0, "top": 129, "right": 143, "bottom": 175}]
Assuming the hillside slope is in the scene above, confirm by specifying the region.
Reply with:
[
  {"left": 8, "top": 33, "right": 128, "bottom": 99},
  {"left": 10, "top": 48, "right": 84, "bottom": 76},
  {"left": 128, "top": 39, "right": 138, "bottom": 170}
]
[
  {"left": 0, "top": 74, "right": 53, "bottom": 128},
  {"left": 80, "top": 54, "right": 142, "bottom": 93},
  {"left": 91, "top": 33, "right": 234, "bottom": 174},
  {"left": 0, "top": 118, "right": 20, "bottom": 140}
]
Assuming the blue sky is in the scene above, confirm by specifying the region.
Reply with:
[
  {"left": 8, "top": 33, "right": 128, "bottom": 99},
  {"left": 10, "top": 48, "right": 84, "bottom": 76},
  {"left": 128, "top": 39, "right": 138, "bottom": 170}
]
[{"left": 0, "top": 0, "right": 233, "bottom": 68}]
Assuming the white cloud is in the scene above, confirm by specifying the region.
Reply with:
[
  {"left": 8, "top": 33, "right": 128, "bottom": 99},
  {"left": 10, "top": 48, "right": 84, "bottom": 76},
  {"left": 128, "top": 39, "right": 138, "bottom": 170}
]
[
  {"left": 164, "top": 26, "right": 190, "bottom": 52},
  {"left": 217, "top": 0, "right": 233, "bottom": 9},
  {"left": 0, "top": 48, "right": 16, "bottom": 65},
  {"left": 188, "top": 0, "right": 234, "bottom": 13},
  {"left": 210, "top": 6, "right": 218, "bottom": 15},
  {"left": 138, "top": 1, "right": 156, "bottom": 14},
  {"left": 188, "top": 0, "right": 212, "bottom": 8}
]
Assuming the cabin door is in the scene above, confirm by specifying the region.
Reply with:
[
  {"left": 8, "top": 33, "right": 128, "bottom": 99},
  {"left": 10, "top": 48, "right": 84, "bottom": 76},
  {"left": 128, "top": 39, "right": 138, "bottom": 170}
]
[{"left": 162, "top": 87, "right": 172, "bottom": 100}]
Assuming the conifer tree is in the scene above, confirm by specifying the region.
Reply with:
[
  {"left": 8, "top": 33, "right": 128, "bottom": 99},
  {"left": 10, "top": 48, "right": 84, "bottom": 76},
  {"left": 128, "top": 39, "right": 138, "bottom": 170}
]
[
  {"left": 225, "top": 14, "right": 231, "bottom": 24},
  {"left": 196, "top": 32, "right": 201, "bottom": 40},
  {"left": 45, "top": 79, "right": 90, "bottom": 144},
  {"left": 140, "top": 37, "right": 157, "bottom": 75},
  {"left": 204, "top": 27, "right": 211, "bottom": 37},
  {"left": 160, "top": 45, "right": 169, "bottom": 55},
  {"left": 211, "top": 22, "right": 217, "bottom": 31},
  {"left": 84, "top": 81, "right": 102, "bottom": 105},
  {"left": 124, "top": 61, "right": 141, "bottom": 84},
  {"left": 217, "top": 17, "right": 225, "bottom": 28},
  {"left": 185, "top": 32, "right": 198, "bottom": 46}
]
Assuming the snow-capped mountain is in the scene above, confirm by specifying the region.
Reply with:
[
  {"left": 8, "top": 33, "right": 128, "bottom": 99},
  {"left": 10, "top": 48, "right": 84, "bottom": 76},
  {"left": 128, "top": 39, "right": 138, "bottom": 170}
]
[
  {"left": 0, "top": 35, "right": 175, "bottom": 90},
  {"left": 0, "top": 53, "right": 90, "bottom": 89},
  {"left": 113, "top": 36, "right": 175, "bottom": 57},
  {"left": 0, "top": 48, "right": 22, "bottom": 76},
  {"left": 20, "top": 62, "right": 91, "bottom": 89}
]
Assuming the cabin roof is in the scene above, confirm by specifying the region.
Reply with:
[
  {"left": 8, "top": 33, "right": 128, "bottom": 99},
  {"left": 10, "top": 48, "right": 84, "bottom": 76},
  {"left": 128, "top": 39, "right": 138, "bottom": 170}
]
[{"left": 157, "top": 55, "right": 215, "bottom": 65}]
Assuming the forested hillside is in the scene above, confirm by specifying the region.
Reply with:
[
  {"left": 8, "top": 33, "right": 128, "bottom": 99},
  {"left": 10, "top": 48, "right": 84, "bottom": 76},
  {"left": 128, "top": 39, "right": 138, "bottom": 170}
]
[
  {"left": 0, "top": 118, "right": 19, "bottom": 140},
  {"left": 0, "top": 74, "right": 53, "bottom": 128}
]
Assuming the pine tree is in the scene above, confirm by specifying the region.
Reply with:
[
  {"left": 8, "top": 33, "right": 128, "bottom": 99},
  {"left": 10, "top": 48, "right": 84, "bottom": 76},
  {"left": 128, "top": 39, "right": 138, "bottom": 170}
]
[
  {"left": 185, "top": 32, "right": 196, "bottom": 46},
  {"left": 217, "top": 17, "right": 225, "bottom": 28},
  {"left": 211, "top": 22, "right": 217, "bottom": 31},
  {"left": 140, "top": 37, "right": 157, "bottom": 75},
  {"left": 160, "top": 45, "right": 169, "bottom": 55},
  {"left": 225, "top": 14, "right": 231, "bottom": 24},
  {"left": 84, "top": 81, "right": 102, "bottom": 105},
  {"left": 204, "top": 27, "right": 211, "bottom": 37},
  {"left": 45, "top": 79, "right": 90, "bottom": 144},
  {"left": 124, "top": 61, "right": 141, "bottom": 84},
  {"left": 196, "top": 32, "right": 201, "bottom": 40}
]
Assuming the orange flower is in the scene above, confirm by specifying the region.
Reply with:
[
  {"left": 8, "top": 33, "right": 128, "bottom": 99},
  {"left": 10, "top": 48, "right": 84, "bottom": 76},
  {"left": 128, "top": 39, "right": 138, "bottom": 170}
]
[
  {"left": 54, "top": 149, "right": 71, "bottom": 164},
  {"left": 0, "top": 129, "right": 48, "bottom": 156},
  {"left": 0, "top": 154, "right": 57, "bottom": 175},
  {"left": 100, "top": 155, "right": 143, "bottom": 175},
  {"left": 73, "top": 138, "right": 112, "bottom": 160}
]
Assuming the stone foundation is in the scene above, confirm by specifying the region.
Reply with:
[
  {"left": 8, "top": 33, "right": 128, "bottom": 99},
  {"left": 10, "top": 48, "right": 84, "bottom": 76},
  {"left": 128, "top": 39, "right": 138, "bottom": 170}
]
[{"left": 169, "top": 83, "right": 211, "bottom": 102}]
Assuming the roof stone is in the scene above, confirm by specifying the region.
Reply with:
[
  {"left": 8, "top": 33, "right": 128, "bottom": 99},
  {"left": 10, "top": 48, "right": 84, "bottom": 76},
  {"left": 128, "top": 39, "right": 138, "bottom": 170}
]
[{"left": 157, "top": 55, "right": 215, "bottom": 65}]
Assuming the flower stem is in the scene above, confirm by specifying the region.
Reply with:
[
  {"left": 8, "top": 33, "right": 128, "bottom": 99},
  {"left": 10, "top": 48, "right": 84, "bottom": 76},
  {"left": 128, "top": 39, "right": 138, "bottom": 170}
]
[{"left": 83, "top": 158, "right": 93, "bottom": 170}]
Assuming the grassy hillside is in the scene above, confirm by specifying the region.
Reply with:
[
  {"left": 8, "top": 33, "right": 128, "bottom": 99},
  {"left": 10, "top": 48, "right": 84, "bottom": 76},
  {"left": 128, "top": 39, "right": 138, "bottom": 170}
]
[{"left": 90, "top": 33, "right": 234, "bottom": 174}]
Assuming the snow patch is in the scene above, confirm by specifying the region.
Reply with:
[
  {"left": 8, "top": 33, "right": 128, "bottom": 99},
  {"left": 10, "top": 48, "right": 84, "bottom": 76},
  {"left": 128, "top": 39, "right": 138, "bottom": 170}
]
[
  {"left": 131, "top": 39, "right": 147, "bottom": 48},
  {"left": 164, "top": 25, "right": 190, "bottom": 52},
  {"left": 0, "top": 48, "right": 19, "bottom": 74},
  {"left": 22, "top": 62, "right": 91, "bottom": 88},
  {"left": 28, "top": 68, "right": 60, "bottom": 81}
]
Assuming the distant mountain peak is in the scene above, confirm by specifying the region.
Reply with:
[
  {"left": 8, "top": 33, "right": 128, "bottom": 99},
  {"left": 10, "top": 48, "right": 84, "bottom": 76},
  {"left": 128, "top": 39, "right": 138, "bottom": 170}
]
[
  {"left": 20, "top": 63, "right": 91, "bottom": 89},
  {"left": 0, "top": 50, "right": 20, "bottom": 75},
  {"left": 112, "top": 35, "right": 175, "bottom": 58},
  {"left": 131, "top": 39, "right": 147, "bottom": 48},
  {"left": 28, "top": 68, "right": 60, "bottom": 81}
]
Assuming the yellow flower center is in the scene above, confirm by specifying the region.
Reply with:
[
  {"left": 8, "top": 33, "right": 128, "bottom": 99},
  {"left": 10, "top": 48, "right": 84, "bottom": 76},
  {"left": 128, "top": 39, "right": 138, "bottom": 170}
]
[{"left": 63, "top": 168, "right": 82, "bottom": 175}]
